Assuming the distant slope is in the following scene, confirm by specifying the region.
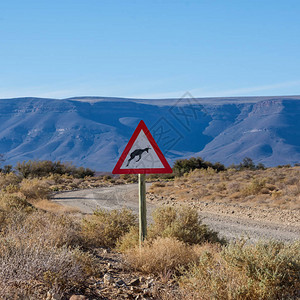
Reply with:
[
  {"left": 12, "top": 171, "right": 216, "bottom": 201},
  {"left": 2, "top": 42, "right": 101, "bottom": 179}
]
[{"left": 0, "top": 96, "right": 299, "bottom": 170}]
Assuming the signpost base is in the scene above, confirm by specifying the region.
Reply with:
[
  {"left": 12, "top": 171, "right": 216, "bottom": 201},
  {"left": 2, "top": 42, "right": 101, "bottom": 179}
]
[{"left": 138, "top": 174, "right": 147, "bottom": 246}]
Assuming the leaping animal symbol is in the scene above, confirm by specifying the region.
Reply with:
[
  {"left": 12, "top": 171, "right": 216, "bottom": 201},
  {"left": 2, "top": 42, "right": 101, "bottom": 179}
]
[{"left": 126, "top": 147, "right": 151, "bottom": 167}]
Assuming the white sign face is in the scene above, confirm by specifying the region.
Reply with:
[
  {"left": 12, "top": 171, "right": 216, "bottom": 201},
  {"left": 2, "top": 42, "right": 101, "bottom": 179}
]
[{"left": 120, "top": 130, "right": 164, "bottom": 170}]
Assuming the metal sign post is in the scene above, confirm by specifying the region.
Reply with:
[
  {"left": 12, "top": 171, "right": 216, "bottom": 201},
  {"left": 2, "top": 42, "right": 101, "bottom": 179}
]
[
  {"left": 138, "top": 174, "right": 147, "bottom": 244},
  {"left": 112, "top": 120, "right": 172, "bottom": 245}
]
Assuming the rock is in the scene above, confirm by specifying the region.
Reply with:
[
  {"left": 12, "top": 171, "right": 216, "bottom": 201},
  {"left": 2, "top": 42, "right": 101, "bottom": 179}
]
[
  {"left": 107, "top": 262, "right": 111, "bottom": 268},
  {"left": 103, "top": 273, "right": 113, "bottom": 284},
  {"left": 69, "top": 296, "right": 87, "bottom": 300},
  {"left": 116, "top": 279, "right": 126, "bottom": 286},
  {"left": 52, "top": 294, "right": 60, "bottom": 300},
  {"left": 129, "top": 278, "right": 140, "bottom": 286}
]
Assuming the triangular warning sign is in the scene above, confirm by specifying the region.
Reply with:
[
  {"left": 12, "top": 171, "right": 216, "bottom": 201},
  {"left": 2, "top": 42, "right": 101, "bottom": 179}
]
[{"left": 112, "top": 120, "right": 173, "bottom": 174}]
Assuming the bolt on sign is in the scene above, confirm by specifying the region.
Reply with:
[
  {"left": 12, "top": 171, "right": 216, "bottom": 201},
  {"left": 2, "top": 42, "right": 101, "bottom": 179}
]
[{"left": 113, "top": 120, "right": 172, "bottom": 244}]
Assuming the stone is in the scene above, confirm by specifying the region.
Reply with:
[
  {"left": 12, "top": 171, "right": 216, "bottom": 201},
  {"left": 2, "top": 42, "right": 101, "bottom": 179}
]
[
  {"left": 116, "top": 279, "right": 126, "bottom": 286},
  {"left": 103, "top": 273, "right": 113, "bottom": 284},
  {"left": 129, "top": 278, "right": 140, "bottom": 286},
  {"left": 52, "top": 294, "right": 60, "bottom": 300},
  {"left": 69, "top": 296, "right": 87, "bottom": 300}
]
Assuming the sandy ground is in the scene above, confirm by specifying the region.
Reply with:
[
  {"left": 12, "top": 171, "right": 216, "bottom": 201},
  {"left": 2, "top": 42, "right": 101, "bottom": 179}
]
[{"left": 52, "top": 183, "right": 300, "bottom": 242}]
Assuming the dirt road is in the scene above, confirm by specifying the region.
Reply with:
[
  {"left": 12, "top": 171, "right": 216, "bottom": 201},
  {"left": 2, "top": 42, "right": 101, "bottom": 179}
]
[{"left": 52, "top": 184, "right": 299, "bottom": 242}]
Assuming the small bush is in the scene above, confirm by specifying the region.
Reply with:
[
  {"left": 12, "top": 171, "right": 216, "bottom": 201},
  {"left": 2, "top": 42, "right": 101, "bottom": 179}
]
[
  {"left": 116, "top": 226, "right": 139, "bottom": 252},
  {"left": 179, "top": 246, "right": 247, "bottom": 300},
  {"left": 81, "top": 208, "right": 137, "bottom": 248},
  {"left": 179, "top": 240, "right": 300, "bottom": 300},
  {"left": 124, "top": 237, "right": 198, "bottom": 275},
  {"left": 173, "top": 157, "right": 226, "bottom": 177},
  {"left": 222, "top": 240, "right": 300, "bottom": 299},
  {"left": 149, "top": 206, "right": 224, "bottom": 245},
  {"left": 0, "top": 239, "right": 99, "bottom": 297},
  {"left": 20, "top": 178, "right": 51, "bottom": 200},
  {"left": 21, "top": 211, "right": 81, "bottom": 248},
  {"left": 0, "top": 193, "right": 34, "bottom": 212},
  {"left": 120, "top": 174, "right": 138, "bottom": 183},
  {"left": 242, "top": 178, "right": 266, "bottom": 196},
  {"left": 0, "top": 172, "right": 21, "bottom": 189},
  {"left": 15, "top": 160, "right": 95, "bottom": 179}
]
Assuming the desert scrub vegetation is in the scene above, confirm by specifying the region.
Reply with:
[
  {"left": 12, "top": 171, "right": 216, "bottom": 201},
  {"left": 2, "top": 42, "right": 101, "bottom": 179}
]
[
  {"left": 116, "top": 206, "right": 225, "bottom": 253},
  {"left": 120, "top": 207, "right": 225, "bottom": 282},
  {"left": 124, "top": 237, "right": 199, "bottom": 276},
  {"left": 178, "top": 239, "right": 300, "bottom": 300},
  {"left": 81, "top": 208, "right": 137, "bottom": 248},
  {"left": 15, "top": 160, "right": 95, "bottom": 178},
  {"left": 149, "top": 165, "right": 300, "bottom": 210},
  {"left": 0, "top": 207, "right": 100, "bottom": 298},
  {"left": 148, "top": 206, "right": 225, "bottom": 245},
  {"left": 120, "top": 207, "right": 299, "bottom": 299}
]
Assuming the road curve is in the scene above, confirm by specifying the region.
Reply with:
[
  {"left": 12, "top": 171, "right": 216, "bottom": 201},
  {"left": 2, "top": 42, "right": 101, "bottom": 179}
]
[{"left": 52, "top": 184, "right": 300, "bottom": 242}]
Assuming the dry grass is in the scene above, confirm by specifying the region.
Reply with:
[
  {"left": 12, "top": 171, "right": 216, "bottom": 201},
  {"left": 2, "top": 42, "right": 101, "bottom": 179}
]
[
  {"left": 0, "top": 238, "right": 98, "bottom": 298},
  {"left": 34, "top": 199, "right": 80, "bottom": 213},
  {"left": 20, "top": 178, "right": 51, "bottom": 200},
  {"left": 116, "top": 225, "right": 139, "bottom": 252},
  {"left": 81, "top": 208, "right": 137, "bottom": 248},
  {"left": 0, "top": 209, "right": 98, "bottom": 298},
  {"left": 178, "top": 239, "right": 300, "bottom": 300},
  {"left": 124, "top": 237, "right": 199, "bottom": 276},
  {"left": 117, "top": 206, "right": 225, "bottom": 252},
  {"left": 149, "top": 206, "right": 225, "bottom": 245},
  {"left": 149, "top": 166, "right": 300, "bottom": 210}
]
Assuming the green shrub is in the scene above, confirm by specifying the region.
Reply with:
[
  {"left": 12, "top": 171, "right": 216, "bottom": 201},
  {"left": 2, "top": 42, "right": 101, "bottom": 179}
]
[
  {"left": 15, "top": 160, "right": 94, "bottom": 178},
  {"left": 81, "top": 208, "right": 137, "bottom": 248},
  {"left": 173, "top": 157, "right": 226, "bottom": 176},
  {"left": 173, "top": 157, "right": 226, "bottom": 177}
]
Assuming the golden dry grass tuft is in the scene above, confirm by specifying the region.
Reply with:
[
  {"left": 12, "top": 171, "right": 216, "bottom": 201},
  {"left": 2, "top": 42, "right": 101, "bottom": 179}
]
[
  {"left": 20, "top": 178, "right": 51, "bottom": 200},
  {"left": 124, "top": 237, "right": 199, "bottom": 276},
  {"left": 34, "top": 199, "right": 80, "bottom": 213}
]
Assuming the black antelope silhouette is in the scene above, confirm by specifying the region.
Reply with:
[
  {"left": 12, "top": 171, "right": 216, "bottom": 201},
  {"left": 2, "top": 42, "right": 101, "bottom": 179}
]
[{"left": 126, "top": 147, "right": 151, "bottom": 166}]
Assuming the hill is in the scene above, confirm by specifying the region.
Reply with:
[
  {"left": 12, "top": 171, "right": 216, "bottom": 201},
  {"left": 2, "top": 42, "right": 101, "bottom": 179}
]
[{"left": 0, "top": 95, "right": 299, "bottom": 170}]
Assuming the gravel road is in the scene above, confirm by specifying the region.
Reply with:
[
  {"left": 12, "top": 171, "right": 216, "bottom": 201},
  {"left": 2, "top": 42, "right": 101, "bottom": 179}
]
[{"left": 52, "top": 184, "right": 300, "bottom": 242}]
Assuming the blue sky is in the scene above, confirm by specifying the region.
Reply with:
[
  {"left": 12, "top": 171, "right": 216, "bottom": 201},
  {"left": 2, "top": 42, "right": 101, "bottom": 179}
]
[{"left": 1, "top": 0, "right": 300, "bottom": 99}]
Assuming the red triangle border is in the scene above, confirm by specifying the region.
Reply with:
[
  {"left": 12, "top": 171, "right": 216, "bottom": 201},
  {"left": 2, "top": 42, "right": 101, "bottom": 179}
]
[{"left": 112, "top": 120, "right": 173, "bottom": 174}]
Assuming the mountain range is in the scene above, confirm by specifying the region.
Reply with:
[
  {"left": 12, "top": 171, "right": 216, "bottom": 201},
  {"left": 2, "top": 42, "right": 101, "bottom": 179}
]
[{"left": 0, "top": 95, "right": 299, "bottom": 171}]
